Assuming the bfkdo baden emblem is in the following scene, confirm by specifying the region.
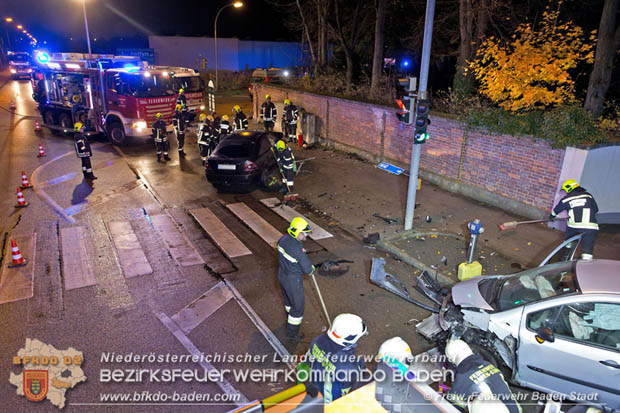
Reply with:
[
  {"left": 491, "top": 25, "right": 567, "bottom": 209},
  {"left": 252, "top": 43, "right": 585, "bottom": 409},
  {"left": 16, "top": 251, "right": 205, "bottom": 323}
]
[{"left": 24, "top": 370, "right": 49, "bottom": 402}]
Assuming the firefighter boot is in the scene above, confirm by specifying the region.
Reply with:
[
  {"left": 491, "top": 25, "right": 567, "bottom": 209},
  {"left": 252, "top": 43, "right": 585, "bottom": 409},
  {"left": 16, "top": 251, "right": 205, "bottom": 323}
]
[
  {"left": 164, "top": 153, "right": 171, "bottom": 161},
  {"left": 285, "top": 323, "right": 304, "bottom": 342},
  {"left": 157, "top": 153, "right": 162, "bottom": 162},
  {"left": 87, "top": 173, "right": 98, "bottom": 180}
]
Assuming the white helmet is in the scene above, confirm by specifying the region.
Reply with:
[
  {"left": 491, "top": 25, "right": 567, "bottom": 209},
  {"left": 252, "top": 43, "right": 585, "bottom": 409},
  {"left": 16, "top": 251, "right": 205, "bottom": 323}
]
[
  {"left": 445, "top": 339, "right": 474, "bottom": 367},
  {"left": 378, "top": 337, "right": 413, "bottom": 365},
  {"left": 328, "top": 314, "right": 368, "bottom": 347},
  {"left": 469, "top": 395, "right": 510, "bottom": 413}
]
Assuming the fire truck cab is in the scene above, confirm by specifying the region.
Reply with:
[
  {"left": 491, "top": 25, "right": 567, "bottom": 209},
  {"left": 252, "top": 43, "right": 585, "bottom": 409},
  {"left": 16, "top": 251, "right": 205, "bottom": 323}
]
[
  {"left": 154, "top": 66, "right": 206, "bottom": 120},
  {"left": 35, "top": 52, "right": 177, "bottom": 145}
]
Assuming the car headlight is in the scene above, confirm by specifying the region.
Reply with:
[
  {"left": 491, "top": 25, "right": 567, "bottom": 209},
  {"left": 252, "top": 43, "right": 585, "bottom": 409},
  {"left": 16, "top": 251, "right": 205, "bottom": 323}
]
[
  {"left": 132, "top": 120, "right": 147, "bottom": 131},
  {"left": 27, "top": 69, "right": 33, "bottom": 73},
  {"left": 10, "top": 69, "right": 17, "bottom": 74},
  {"left": 283, "top": 70, "right": 290, "bottom": 77}
]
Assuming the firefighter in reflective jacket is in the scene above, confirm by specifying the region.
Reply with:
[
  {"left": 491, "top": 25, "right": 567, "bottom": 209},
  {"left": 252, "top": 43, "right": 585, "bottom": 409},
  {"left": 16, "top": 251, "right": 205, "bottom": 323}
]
[
  {"left": 74, "top": 122, "right": 96, "bottom": 180},
  {"left": 283, "top": 99, "right": 299, "bottom": 142},
  {"left": 276, "top": 140, "right": 296, "bottom": 195},
  {"left": 261, "top": 94, "right": 277, "bottom": 131},
  {"left": 550, "top": 179, "right": 599, "bottom": 260},
  {"left": 176, "top": 88, "right": 187, "bottom": 112},
  {"left": 152, "top": 112, "right": 170, "bottom": 162},
  {"left": 233, "top": 105, "right": 248, "bottom": 131},
  {"left": 197, "top": 113, "right": 215, "bottom": 164},
  {"left": 172, "top": 104, "right": 187, "bottom": 157},
  {"left": 307, "top": 314, "right": 368, "bottom": 403},
  {"left": 445, "top": 340, "right": 521, "bottom": 413},
  {"left": 219, "top": 114, "right": 232, "bottom": 140},
  {"left": 277, "top": 217, "right": 314, "bottom": 341}
]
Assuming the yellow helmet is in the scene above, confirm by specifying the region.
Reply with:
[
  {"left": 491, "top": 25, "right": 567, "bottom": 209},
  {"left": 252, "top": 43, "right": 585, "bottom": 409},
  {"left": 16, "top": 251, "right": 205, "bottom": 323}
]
[
  {"left": 221, "top": 114, "right": 229, "bottom": 121},
  {"left": 175, "top": 104, "right": 182, "bottom": 111},
  {"left": 233, "top": 105, "right": 241, "bottom": 112},
  {"left": 199, "top": 113, "right": 207, "bottom": 121},
  {"left": 276, "top": 140, "right": 286, "bottom": 151},
  {"left": 288, "top": 217, "right": 311, "bottom": 239},
  {"left": 284, "top": 99, "right": 291, "bottom": 105},
  {"left": 561, "top": 179, "right": 579, "bottom": 193},
  {"left": 207, "top": 115, "right": 214, "bottom": 122},
  {"left": 74, "top": 122, "right": 83, "bottom": 131},
  {"left": 179, "top": 88, "right": 184, "bottom": 93},
  {"left": 156, "top": 112, "right": 163, "bottom": 119},
  {"left": 265, "top": 94, "right": 271, "bottom": 99}
]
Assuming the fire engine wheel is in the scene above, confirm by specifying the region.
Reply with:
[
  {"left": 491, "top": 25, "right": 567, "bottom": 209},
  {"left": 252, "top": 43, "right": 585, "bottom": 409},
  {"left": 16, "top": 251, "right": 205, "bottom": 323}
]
[
  {"left": 58, "top": 113, "right": 73, "bottom": 136},
  {"left": 107, "top": 122, "right": 126, "bottom": 146},
  {"left": 43, "top": 111, "right": 60, "bottom": 136}
]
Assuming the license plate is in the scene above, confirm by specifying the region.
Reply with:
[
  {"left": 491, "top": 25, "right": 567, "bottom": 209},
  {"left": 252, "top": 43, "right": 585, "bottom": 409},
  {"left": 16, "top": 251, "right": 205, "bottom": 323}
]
[{"left": 218, "top": 164, "right": 236, "bottom": 170}]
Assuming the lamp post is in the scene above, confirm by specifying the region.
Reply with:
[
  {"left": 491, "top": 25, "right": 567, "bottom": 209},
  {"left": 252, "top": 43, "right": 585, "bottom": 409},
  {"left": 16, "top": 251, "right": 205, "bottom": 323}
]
[
  {"left": 4, "top": 17, "right": 12, "bottom": 50},
  {"left": 79, "top": 0, "right": 93, "bottom": 60},
  {"left": 214, "top": 1, "right": 243, "bottom": 90}
]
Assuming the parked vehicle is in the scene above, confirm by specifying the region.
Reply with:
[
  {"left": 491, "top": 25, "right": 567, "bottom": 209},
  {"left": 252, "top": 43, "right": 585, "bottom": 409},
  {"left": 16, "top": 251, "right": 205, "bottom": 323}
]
[
  {"left": 33, "top": 52, "right": 178, "bottom": 144},
  {"left": 205, "top": 131, "right": 280, "bottom": 191},
  {"left": 248, "top": 68, "right": 288, "bottom": 98},
  {"left": 414, "top": 236, "right": 620, "bottom": 411},
  {"left": 8, "top": 51, "right": 33, "bottom": 79}
]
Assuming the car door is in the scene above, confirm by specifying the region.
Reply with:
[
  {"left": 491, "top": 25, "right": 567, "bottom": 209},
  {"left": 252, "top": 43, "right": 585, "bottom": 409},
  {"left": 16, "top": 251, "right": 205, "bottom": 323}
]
[
  {"left": 538, "top": 233, "right": 584, "bottom": 267},
  {"left": 257, "top": 136, "right": 275, "bottom": 170},
  {"left": 517, "top": 297, "right": 620, "bottom": 409}
]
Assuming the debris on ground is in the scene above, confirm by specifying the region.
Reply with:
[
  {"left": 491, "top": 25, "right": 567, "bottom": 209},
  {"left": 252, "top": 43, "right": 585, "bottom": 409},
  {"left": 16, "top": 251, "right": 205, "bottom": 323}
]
[
  {"left": 317, "top": 192, "right": 328, "bottom": 198},
  {"left": 318, "top": 260, "right": 351, "bottom": 277},
  {"left": 363, "top": 232, "right": 380, "bottom": 244},
  {"left": 441, "top": 256, "right": 448, "bottom": 266}
]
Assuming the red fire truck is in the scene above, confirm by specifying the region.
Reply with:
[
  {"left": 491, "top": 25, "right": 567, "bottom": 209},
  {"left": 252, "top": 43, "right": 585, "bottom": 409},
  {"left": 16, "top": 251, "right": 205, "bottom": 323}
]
[
  {"left": 154, "top": 66, "right": 206, "bottom": 120},
  {"left": 34, "top": 52, "right": 177, "bottom": 145}
]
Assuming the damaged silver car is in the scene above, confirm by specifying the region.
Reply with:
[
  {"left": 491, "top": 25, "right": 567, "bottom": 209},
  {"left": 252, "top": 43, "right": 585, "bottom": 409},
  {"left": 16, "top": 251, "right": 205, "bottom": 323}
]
[{"left": 372, "top": 235, "right": 620, "bottom": 411}]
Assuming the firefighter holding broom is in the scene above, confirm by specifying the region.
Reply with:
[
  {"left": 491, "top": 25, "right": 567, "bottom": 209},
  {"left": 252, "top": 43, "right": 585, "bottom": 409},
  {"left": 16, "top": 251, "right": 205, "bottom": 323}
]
[{"left": 275, "top": 139, "right": 297, "bottom": 201}]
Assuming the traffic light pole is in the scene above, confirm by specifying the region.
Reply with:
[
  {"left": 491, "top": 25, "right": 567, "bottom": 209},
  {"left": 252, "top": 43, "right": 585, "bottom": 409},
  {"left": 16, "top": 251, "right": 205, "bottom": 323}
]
[{"left": 404, "top": 0, "right": 435, "bottom": 231}]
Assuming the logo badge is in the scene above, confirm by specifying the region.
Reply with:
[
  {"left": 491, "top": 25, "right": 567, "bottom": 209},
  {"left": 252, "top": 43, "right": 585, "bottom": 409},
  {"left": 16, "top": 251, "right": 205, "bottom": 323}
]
[{"left": 24, "top": 370, "right": 49, "bottom": 402}]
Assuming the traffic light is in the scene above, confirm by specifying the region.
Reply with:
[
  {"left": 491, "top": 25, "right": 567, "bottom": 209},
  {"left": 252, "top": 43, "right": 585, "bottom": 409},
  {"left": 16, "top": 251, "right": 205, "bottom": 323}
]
[
  {"left": 414, "top": 99, "right": 430, "bottom": 144},
  {"left": 396, "top": 77, "right": 416, "bottom": 124}
]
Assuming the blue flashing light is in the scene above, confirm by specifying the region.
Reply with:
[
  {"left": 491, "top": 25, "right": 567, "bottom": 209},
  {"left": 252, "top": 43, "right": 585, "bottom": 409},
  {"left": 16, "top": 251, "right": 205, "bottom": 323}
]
[
  {"left": 402, "top": 60, "right": 410, "bottom": 67},
  {"left": 36, "top": 52, "right": 50, "bottom": 63},
  {"left": 124, "top": 64, "right": 140, "bottom": 72}
]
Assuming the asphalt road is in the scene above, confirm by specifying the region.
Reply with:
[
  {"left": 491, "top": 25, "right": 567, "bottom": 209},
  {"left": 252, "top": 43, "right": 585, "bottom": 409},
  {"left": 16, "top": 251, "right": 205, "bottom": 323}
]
[{"left": 0, "top": 77, "right": 435, "bottom": 411}]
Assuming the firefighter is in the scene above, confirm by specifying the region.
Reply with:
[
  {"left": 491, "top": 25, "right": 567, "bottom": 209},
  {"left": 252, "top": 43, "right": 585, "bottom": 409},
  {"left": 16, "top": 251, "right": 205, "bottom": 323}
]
[
  {"left": 176, "top": 88, "right": 187, "bottom": 112},
  {"left": 197, "top": 113, "right": 214, "bottom": 164},
  {"left": 261, "top": 94, "right": 277, "bottom": 131},
  {"left": 276, "top": 140, "right": 296, "bottom": 197},
  {"left": 277, "top": 217, "right": 315, "bottom": 341},
  {"left": 550, "top": 179, "right": 599, "bottom": 261},
  {"left": 233, "top": 105, "right": 248, "bottom": 131},
  {"left": 152, "top": 113, "right": 170, "bottom": 162},
  {"left": 172, "top": 104, "right": 187, "bottom": 157},
  {"left": 73, "top": 122, "right": 96, "bottom": 180},
  {"left": 445, "top": 339, "right": 521, "bottom": 413},
  {"left": 283, "top": 99, "right": 299, "bottom": 142},
  {"left": 307, "top": 313, "right": 368, "bottom": 403},
  {"left": 219, "top": 114, "right": 232, "bottom": 139}
]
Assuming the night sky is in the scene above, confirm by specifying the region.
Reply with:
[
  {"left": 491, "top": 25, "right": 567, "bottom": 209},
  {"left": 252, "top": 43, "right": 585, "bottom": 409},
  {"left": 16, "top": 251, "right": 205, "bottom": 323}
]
[{"left": 1, "top": 0, "right": 293, "bottom": 52}]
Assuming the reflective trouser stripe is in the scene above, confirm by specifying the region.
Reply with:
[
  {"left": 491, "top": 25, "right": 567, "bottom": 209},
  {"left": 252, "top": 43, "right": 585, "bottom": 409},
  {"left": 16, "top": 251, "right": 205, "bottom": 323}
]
[
  {"left": 287, "top": 314, "right": 303, "bottom": 325},
  {"left": 324, "top": 379, "right": 332, "bottom": 404},
  {"left": 285, "top": 306, "right": 291, "bottom": 313},
  {"left": 278, "top": 246, "right": 298, "bottom": 263}
]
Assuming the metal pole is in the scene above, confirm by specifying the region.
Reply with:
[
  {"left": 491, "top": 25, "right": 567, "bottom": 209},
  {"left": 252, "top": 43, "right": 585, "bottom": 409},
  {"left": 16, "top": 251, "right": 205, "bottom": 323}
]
[
  {"left": 404, "top": 0, "right": 435, "bottom": 231},
  {"left": 214, "top": 5, "right": 228, "bottom": 91},
  {"left": 81, "top": 0, "right": 92, "bottom": 61}
]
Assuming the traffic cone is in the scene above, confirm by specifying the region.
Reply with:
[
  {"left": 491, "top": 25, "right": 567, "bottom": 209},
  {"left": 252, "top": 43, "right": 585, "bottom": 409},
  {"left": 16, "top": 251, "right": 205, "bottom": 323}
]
[
  {"left": 10, "top": 100, "right": 15, "bottom": 111},
  {"left": 20, "top": 171, "right": 33, "bottom": 189},
  {"left": 37, "top": 143, "right": 46, "bottom": 157},
  {"left": 8, "top": 240, "right": 28, "bottom": 268},
  {"left": 34, "top": 121, "right": 41, "bottom": 132},
  {"left": 15, "top": 187, "right": 29, "bottom": 208}
]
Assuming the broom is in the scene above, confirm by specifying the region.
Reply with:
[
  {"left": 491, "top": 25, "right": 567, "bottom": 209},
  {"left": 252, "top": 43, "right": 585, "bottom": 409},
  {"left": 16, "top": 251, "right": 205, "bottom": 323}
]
[{"left": 499, "top": 217, "right": 566, "bottom": 231}]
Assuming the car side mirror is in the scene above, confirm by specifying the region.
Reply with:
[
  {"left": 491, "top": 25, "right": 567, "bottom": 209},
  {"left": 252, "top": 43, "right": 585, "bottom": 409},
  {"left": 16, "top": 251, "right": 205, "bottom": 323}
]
[{"left": 535, "top": 326, "right": 555, "bottom": 343}]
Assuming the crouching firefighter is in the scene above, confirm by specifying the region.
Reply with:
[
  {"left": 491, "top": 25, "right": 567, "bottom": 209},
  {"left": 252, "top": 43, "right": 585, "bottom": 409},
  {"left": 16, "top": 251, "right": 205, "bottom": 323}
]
[
  {"left": 277, "top": 217, "right": 314, "bottom": 341},
  {"left": 74, "top": 122, "right": 96, "bottom": 180},
  {"left": 550, "top": 179, "right": 599, "bottom": 261},
  {"left": 197, "top": 113, "right": 214, "bottom": 164},
  {"left": 152, "top": 112, "right": 170, "bottom": 162},
  {"left": 276, "top": 140, "right": 296, "bottom": 199},
  {"left": 307, "top": 314, "right": 369, "bottom": 404},
  {"left": 445, "top": 339, "right": 521, "bottom": 413},
  {"left": 173, "top": 104, "right": 187, "bottom": 157}
]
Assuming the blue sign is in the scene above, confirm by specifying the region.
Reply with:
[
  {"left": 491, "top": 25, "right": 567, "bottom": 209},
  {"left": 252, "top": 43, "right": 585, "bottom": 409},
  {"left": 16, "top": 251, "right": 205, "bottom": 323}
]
[
  {"left": 377, "top": 162, "right": 404, "bottom": 175},
  {"left": 117, "top": 48, "right": 155, "bottom": 65}
]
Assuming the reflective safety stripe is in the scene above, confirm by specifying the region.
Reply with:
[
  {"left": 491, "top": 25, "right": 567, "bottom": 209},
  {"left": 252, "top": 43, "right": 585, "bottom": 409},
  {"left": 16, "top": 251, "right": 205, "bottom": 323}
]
[
  {"left": 324, "top": 379, "right": 333, "bottom": 404},
  {"left": 285, "top": 306, "right": 291, "bottom": 313},
  {"left": 567, "top": 222, "right": 599, "bottom": 230},
  {"left": 278, "top": 245, "right": 298, "bottom": 263},
  {"left": 583, "top": 208, "right": 590, "bottom": 224},
  {"left": 288, "top": 314, "right": 303, "bottom": 325},
  {"left": 282, "top": 165, "right": 295, "bottom": 169},
  {"left": 562, "top": 194, "right": 592, "bottom": 204}
]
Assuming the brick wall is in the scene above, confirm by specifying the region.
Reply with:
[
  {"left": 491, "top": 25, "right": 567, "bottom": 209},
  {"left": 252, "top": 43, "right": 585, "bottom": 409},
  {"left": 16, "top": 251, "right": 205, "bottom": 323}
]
[{"left": 255, "top": 84, "right": 565, "bottom": 212}]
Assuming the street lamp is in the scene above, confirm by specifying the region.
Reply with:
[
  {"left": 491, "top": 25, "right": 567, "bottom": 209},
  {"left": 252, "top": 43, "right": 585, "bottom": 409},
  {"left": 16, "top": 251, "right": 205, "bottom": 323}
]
[
  {"left": 77, "top": 0, "right": 92, "bottom": 60},
  {"left": 16, "top": 25, "right": 22, "bottom": 29},
  {"left": 3, "top": 17, "right": 13, "bottom": 49},
  {"left": 214, "top": 1, "right": 243, "bottom": 90},
  {"left": 5, "top": 17, "right": 13, "bottom": 23}
]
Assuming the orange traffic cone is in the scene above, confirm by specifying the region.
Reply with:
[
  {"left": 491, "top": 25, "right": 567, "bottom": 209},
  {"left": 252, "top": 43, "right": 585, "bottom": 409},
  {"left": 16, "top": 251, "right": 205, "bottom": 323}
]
[
  {"left": 15, "top": 187, "right": 29, "bottom": 208},
  {"left": 34, "top": 121, "right": 41, "bottom": 132},
  {"left": 8, "top": 240, "right": 28, "bottom": 268},
  {"left": 21, "top": 171, "right": 33, "bottom": 189},
  {"left": 37, "top": 143, "right": 46, "bottom": 157}
]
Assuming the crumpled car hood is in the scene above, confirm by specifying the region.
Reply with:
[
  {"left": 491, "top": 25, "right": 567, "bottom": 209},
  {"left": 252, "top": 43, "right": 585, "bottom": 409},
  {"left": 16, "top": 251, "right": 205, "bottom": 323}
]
[{"left": 451, "top": 277, "right": 494, "bottom": 311}]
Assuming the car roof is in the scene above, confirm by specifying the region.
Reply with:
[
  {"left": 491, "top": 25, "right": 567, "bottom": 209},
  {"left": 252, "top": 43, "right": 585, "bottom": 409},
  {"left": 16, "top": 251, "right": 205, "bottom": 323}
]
[
  {"left": 224, "top": 131, "right": 266, "bottom": 143},
  {"left": 576, "top": 260, "right": 620, "bottom": 294}
]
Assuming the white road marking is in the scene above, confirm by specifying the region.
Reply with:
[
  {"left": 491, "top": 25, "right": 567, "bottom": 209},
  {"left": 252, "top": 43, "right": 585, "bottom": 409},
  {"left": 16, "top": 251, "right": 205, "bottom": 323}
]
[
  {"left": 226, "top": 202, "right": 282, "bottom": 248},
  {"left": 0, "top": 234, "right": 35, "bottom": 304},
  {"left": 150, "top": 214, "right": 205, "bottom": 266},
  {"left": 155, "top": 311, "right": 249, "bottom": 407},
  {"left": 107, "top": 220, "right": 153, "bottom": 278},
  {"left": 260, "top": 198, "right": 333, "bottom": 240},
  {"left": 172, "top": 281, "right": 233, "bottom": 334},
  {"left": 190, "top": 207, "right": 252, "bottom": 258},
  {"left": 60, "top": 227, "right": 97, "bottom": 290}
]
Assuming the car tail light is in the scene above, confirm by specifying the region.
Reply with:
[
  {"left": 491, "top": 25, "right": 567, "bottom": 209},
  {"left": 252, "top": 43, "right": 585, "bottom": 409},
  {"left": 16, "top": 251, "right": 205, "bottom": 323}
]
[
  {"left": 242, "top": 160, "right": 258, "bottom": 172},
  {"left": 205, "top": 161, "right": 214, "bottom": 171}
]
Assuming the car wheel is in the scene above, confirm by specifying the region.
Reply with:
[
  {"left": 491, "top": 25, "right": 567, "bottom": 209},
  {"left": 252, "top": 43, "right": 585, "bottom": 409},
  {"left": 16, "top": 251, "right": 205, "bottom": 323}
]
[
  {"left": 58, "top": 113, "right": 73, "bottom": 136},
  {"left": 107, "top": 122, "right": 126, "bottom": 145},
  {"left": 469, "top": 343, "right": 513, "bottom": 382}
]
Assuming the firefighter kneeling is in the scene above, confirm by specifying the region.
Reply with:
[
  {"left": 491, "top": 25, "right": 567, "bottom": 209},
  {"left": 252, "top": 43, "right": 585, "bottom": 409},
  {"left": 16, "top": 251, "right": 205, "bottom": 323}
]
[
  {"left": 152, "top": 113, "right": 170, "bottom": 162},
  {"left": 74, "top": 123, "right": 96, "bottom": 180}
]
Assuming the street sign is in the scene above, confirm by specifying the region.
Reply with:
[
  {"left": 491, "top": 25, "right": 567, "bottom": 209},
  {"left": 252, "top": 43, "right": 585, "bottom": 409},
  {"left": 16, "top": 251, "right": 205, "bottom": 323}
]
[
  {"left": 377, "top": 162, "right": 404, "bottom": 175},
  {"left": 207, "top": 80, "right": 215, "bottom": 113}
]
